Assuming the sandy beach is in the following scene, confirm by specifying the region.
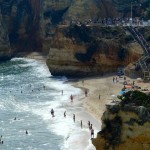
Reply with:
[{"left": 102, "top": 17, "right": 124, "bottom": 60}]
[
  {"left": 24, "top": 52, "right": 150, "bottom": 149},
  {"left": 72, "top": 74, "right": 150, "bottom": 130}
]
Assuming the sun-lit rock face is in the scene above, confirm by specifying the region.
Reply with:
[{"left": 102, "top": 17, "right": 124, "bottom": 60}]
[
  {"left": 46, "top": 25, "right": 143, "bottom": 77},
  {"left": 92, "top": 99, "right": 150, "bottom": 150}
]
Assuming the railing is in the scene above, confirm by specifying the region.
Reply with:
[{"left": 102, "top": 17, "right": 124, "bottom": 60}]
[{"left": 128, "top": 26, "right": 150, "bottom": 80}]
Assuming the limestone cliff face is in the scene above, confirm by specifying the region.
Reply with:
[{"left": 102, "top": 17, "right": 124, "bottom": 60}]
[
  {"left": 46, "top": 25, "right": 143, "bottom": 77},
  {"left": 0, "top": 11, "right": 11, "bottom": 61},
  {"left": 92, "top": 104, "right": 150, "bottom": 150},
  {"left": 0, "top": 0, "right": 42, "bottom": 55},
  {"left": 0, "top": 0, "right": 149, "bottom": 60}
]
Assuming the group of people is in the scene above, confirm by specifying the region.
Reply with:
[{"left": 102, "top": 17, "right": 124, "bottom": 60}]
[
  {"left": 88, "top": 121, "right": 94, "bottom": 138},
  {"left": 50, "top": 108, "right": 95, "bottom": 138},
  {"left": 0, "top": 135, "right": 3, "bottom": 144}
]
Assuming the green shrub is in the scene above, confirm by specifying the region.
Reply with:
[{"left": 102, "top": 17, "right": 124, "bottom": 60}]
[{"left": 118, "top": 91, "right": 150, "bottom": 110}]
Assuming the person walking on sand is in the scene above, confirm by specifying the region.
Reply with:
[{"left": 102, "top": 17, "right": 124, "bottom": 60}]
[
  {"left": 62, "top": 90, "right": 63, "bottom": 95},
  {"left": 70, "top": 94, "right": 73, "bottom": 102},
  {"left": 81, "top": 120, "right": 83, "bottom": 128},
  {"left": 73, "top": 114, "right": 75, "bottom": 122},
  {"left": 99, "top": 94, "right": 101, "bottom": 100},
  {"left": 91, "top": 128, "right": 94, "bottom": 138},
  {"left": 64, "top": 111, "right": 66, "bottom": 117}
]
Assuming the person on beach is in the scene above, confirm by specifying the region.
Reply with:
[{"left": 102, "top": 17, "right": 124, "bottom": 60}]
[
  {"left": 88, "top": 121, "right": 90, "bottom": 129},
  {"left": 124, "top": 76, "right": 126, "bottom": 80},
  {"left": 90, "top": 124, "right": 93, "bottom": 130},
  {"left": 64, "top": 111, "right": 66, "bottom": 117},
  {"left": 62, "top": 90, "right": 63, "bottom": 95},
  {"left": 73, "top": 114, "right": 75, "bottom": 122},
  {"left": 51, "top": 109, "right": 55, "bottom": 117},
  {"left": 81, "top": 120, "right": 82, "bottom": 128},
  {"left": 14, "top": 117, "right": 16, "bottom": 120},
  {"left": 133, "top": 81, "right": 135, "bottom": 86},
  {"left": 91, "top": 128, "right": 94, "bottom": 138},
  {"left": 70, "top": 94, "right": 73, "bottom": 102},
  {"left": 116, "top": 77, "right": 118, "bottom": 82},
  {"left": 99, "top": 94, "right": 101, "bottom": 100},
  {"left": 85, "top": 90, "right": 88, "bottom": 97},
  {"left": 113, "top": 77, "right": 115, "bottom": 83}
]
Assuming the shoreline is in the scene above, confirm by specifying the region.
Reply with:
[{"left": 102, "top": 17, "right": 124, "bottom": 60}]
[{"left": 20, "top": 52, "right": 150, "bottom": 149}]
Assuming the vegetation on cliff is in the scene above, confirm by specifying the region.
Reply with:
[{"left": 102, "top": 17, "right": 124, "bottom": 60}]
[
  {"left": 94, "top": 91, "right": 150, "bottom": 149},
  {"left": 119, "top": 91, "right": 150, "bottom": 110}
]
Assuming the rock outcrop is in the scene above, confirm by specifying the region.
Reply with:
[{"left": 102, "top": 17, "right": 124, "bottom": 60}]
[
  {"left": 0, "top": 0, "right": 42, "bottom": 55},
  {"left": 46, "top": 25, "right": 143, "bottom": 77},
  {"left": 92, "top": 91, "right": 150, "bottom": 150},
  {"left": 0, "top": 10, "right": 11, "bottom": 61}
]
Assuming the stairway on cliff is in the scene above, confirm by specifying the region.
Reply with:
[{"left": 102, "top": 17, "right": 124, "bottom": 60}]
[{"left": 128, "top": 26, "right": 150, "bottom": 81}]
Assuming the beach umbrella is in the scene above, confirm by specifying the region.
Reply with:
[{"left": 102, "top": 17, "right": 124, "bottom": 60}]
[{"left": 119, "top": 91, "right": 126, "bottom": 95}]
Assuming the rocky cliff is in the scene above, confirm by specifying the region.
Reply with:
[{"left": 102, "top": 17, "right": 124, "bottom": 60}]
[
  {"left": 0, "top": 10, "right": 11, "bottom": 61},
  {"left": 0, "top": 0, "right": 42, "bottom": 55},
  {"left": 0, "top": 0, "right": 150, "bottom": 58},
  {"left": 46, "top": 25, "right": 143, "bottom": 77},
  {"left": 92, "top": 91, "right": 150, "bottom": 150}
]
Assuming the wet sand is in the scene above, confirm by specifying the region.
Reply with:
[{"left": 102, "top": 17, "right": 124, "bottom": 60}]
[{"left": 25, "top": 52, "right": 150, "bottom": 149}]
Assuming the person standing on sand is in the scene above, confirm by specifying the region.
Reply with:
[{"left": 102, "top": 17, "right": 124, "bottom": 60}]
[
  {"left": 113, "top": 77, "right": 115, "bottom": 83},
  {"left": 73, "top": 114, "right": 75, "bottom": 122},
  {"left": 99, "top": 94, "right": 101, "bottom": 100},
  {"left": 88, "top": 121, "right": 90, "bottom": 129},
  {"left": 90, "top": 124, "right": 93, "bottom": 130},
  {"left": 133, "top": 81, "right": 135, "bottom": 86},
  {"left": 124, "top": 76, "right": 126, "bottom": 80},
  {"left": 62, "top": 90, "right": 63, "bottom": 95},
  {"left": 91, "top": 128, "right": 94, "bottom": 138},
  {"left": 85, "top": 90, "right": 88, "bottom": 97}
]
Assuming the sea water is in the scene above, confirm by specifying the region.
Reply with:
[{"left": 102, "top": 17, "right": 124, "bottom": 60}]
[{"left": 0, "top": 58, "right": 96, "bottom": 150}]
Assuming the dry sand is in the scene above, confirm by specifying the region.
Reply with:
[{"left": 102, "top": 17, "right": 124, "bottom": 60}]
[{"left": 73, "top": 75, "right": 150, "bottom": 128}]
